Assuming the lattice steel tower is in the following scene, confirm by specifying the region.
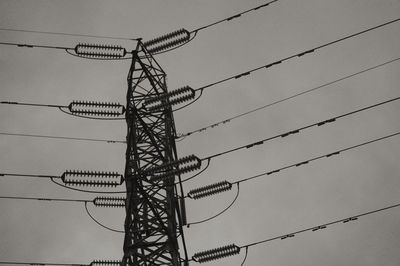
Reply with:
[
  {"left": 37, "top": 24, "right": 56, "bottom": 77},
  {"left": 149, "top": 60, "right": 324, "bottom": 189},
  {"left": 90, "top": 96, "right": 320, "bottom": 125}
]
[{"left": 122, "top": 41, "right": 188, "bottom": 265}]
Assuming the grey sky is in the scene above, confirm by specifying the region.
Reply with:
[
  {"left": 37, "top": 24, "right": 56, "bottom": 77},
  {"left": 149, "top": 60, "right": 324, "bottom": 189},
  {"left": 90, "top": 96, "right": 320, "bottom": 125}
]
[{"left": 1, "top": 0, "right": 400, "bottom": 265}]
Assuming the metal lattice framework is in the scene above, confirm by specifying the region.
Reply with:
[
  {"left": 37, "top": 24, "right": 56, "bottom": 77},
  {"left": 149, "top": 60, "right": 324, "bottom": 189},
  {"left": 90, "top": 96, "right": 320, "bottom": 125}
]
[{"left": 122, "top": 41, "right": 188, "bottom": 266}]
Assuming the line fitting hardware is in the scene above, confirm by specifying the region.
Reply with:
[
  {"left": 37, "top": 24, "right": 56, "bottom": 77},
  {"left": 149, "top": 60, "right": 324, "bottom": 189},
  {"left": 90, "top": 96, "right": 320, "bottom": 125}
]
[
  {"left": 142, "top": 86, "right": 196, "bottom": 112},
  {"left": 141, "top": 155, "right": 201, "bottom": 181},
  {"left": 143, "top": 28, "right": 190, "bottom": 54},
  {"left": 68, "top": 100, "right": 125, "bottom": 117},
  {"left": 61, "top": 170, "right": 124, "bottom": 187}
]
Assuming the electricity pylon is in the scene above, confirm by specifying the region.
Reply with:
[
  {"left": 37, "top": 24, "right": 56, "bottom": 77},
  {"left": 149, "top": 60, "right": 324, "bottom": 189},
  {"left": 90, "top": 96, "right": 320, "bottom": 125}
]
[{"left": 122, "top": 41, "right": 188, "bottom": 265}]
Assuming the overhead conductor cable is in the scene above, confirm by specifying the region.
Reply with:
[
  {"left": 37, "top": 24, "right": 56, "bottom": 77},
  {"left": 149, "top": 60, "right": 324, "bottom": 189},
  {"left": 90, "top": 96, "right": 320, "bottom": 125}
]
[
  {"left": 0, "top": 0, "right": 280, "bottom": 56},
  {"left": 160, "top": 95, "right": 400, "bottom": 185},
  {"left": 141, "top": 0, "right": 280, "bottom": 55},
  {"left": 189, "top": 130, "right": 400, "bottom": 199},
  {"left": 183, "top": 130, "right": 400, "bottom": 226},
  {"left": 153, "top": 17, "right": 400, "bottom": 113},
  {"left": 0, "top": 99, "right": 125, "bottom": 119},
  {"left": 173, "top": 95, "right": 400, "bottom": 184},
  {"left": 194, "top": 17, "right": 400, "bottom": 93},
  {"left": 177, "top": 56, "right": 400, "bottom": 138},
  {"left": 190, "top": 201, "right": 400, "bottom": 263}
]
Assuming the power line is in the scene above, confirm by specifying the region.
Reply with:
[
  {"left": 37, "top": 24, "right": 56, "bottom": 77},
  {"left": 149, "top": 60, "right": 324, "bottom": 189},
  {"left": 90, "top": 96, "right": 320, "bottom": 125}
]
[
  {"left": 0, "top": 261, "right": 122, "bottom": 266},
  {"left": 0, "top": 100, "right": 126, "bottom": 120},
  {"left": 0, "top": 195, "right": 88, "bottom": 203},
  {"left": 0, "top": 262, "right": 87, "bottom": 266},
  {"left": 0, "top": 0, "right": 280, "bottom": 56},
  {"left": 84, "top": 202, "right": 124, "bottom": 233},
  {"left": 190, "top": 201, "right": 400, "bottom": 263},
  {"left": 177, "top": 56, "right": 400, "bottom": 138},
  {"left": 0, "top": 41, "right": 135, "bottom": 61},
  {"left": 0, "top": 41, "right": 72, "bottom": 50},
  {"left": 0, "top": 195, "right": 125, "bottom": 233},
  {"left": 184, "top": 131, "right": 400, "bottom": 224},
  {"left": 191, "top": 0, "right": 280, "bottom": 34},
  {"left": 130, "top": 0, "right": 280, "bottom": 56},
  {"left": 0, "top": 170, "right": 125, "bottom": 194},
  {"left": 242, "top": 201, "right": 400, "bottom": 249},
  {"left": 185, "top": 183, "right": 240, "bottom": 227},
  {"left": 0, "top": 0, "right": 279, "bottom": 49},
  {"left": 0, "top": 27, "right": 139, "bottom": 41},
  {"left": 0, "top": 172, "right": 126, "bottom": 194},
  {"left": 234, "top": 130, "right": 400, "bottom": 185},
  {"left": 193, "top": 17, "right": 400, "bottom": 93},
  {"left": 0, "top": 100, "right": 67, "bottom": 108},
  {"left": 0, "top": 132, "right": 125, "bottom": 144},
  {"left": 0, "top": 172, "right": 56, "bottom": 179},
  {"left": 200, "top": 95, "right": 400, "bottom": 162}
]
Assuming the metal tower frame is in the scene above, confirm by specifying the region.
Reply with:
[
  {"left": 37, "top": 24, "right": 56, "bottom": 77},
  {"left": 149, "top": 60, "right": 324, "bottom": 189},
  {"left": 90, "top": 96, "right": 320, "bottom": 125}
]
[{"left": 122, "top": 41, "right": 188, "bottom": 266}]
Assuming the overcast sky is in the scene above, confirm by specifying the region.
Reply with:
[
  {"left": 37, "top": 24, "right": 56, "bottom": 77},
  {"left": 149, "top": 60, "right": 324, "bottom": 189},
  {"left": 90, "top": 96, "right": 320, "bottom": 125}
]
[{"left": 1, "top": 0, "right": 400, "bottom": 265}]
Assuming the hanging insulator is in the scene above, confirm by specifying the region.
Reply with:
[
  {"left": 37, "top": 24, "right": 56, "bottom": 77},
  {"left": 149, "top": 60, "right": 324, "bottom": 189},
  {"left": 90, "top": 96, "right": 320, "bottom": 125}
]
[
  {"left": 74, "top": 43, "right": 127, "bottom": 59},
  {"left": 61, "top": 170, "right": 124, "bottom": 187},
  {"left": 68, "top": 100, "right": 125, "bottom": 117},
  {"left": 93, "top": 197, "right": 126, "bottom": 208},
  {"left": 90, "top": 260, "right": 122, "bottom": 266},
  {"left": 188, "top": 181, "right": 233, "bottom": 200},
  {"left": 143, "top": 86, "right": 195, "bottom": 112},
  {"left": 144, "top": 155, "right": 202, "bottom": 181},
  {"left": 143, "top": 28, "right": 190, "bottom": 54},
  {"left": 192, "top": 244, "right": 241, "bottom": 263}
]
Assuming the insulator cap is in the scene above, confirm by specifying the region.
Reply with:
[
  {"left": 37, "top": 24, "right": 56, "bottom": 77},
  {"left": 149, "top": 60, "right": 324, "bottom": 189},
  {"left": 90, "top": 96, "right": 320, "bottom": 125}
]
[
  {"left": 74, "top": 43, "right": 127, "bottom": 59},
  {"left": 143, "top": 28, "right": 190, "bottom": 54},
  {"left": 69, "top": 100, "right": 125, "bottom": 117},
  {"left": 61, "top": 170, "right": 123, "bottom": 187},
  {"left": 93, "top": 197, "right": 125, "bottom": 208},
  {"left": 193, "top": 244, "right": 241, "bottom": 263},
  {"left": 143, "top": 155, "right": 202, "bottom": 181},
  {"left": 143, "top": 86, "right": 195, "bottom": 112},
  {"left": 90, "top": 260, "right": 122, "bottom": 266},
  {"left": 188, "top": 181, "right": 233, "bottom": 199}
]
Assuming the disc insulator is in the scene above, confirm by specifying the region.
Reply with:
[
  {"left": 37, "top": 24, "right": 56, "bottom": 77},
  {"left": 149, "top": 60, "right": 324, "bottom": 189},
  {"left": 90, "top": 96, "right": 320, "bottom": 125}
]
[
  {"left": 61, "top": 170, "right": 123, "bottom": 187},
  {"left": 143, "top": 28, "right": 190, "bottom": 54},
  {"left": 93, "top": 197, "right": 125, "bottom": 208},
  {"left": 68, "top": 101, "right": 125, "bottom": 117},
  {"left": 143, "top": 86, "right": 195, "bottom": 112},
  {"left": 90, "top": 260, "right": 122, "bottom": 266},
  {"left": 193, "top": 244, "right": 241, "bottom": 263},
  {"left": 143, "top": 155, "right": 201, "bottom": 181},
  {"left": 74, "top": 43, "right": 127, "bottom": 59},
  {"left": 188, "top": 181, "right": 233, "bottom": 199}
]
